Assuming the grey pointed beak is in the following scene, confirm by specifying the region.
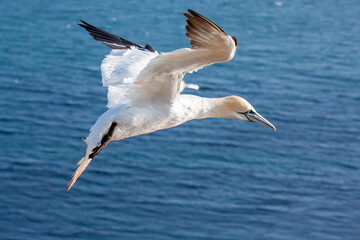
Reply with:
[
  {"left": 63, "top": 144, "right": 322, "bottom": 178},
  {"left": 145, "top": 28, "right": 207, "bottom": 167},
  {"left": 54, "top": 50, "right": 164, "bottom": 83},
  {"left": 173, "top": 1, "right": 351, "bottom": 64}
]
[{"left": 245, "top": 110, "right": 276, "bottom": 131}]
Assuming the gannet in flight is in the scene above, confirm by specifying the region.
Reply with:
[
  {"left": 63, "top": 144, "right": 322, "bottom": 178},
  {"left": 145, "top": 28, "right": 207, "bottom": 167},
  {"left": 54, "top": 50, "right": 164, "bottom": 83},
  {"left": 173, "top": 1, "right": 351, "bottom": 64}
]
[{"left": 67, "top": 9, "right": 276, "bottom": 190}]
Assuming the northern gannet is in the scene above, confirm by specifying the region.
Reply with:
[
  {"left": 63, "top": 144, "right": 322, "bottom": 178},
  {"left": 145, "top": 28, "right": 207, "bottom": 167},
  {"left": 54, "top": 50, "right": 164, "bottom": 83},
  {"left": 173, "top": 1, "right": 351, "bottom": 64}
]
[{"left": 67, "top": 9, "right": 276, "bottom": 190}]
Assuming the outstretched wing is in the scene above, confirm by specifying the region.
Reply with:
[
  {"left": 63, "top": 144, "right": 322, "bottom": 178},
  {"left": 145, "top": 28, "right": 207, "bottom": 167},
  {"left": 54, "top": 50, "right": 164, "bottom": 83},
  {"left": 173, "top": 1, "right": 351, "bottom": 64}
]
[
  {"left": 126, "top": 9, "right": 237, "bottom": 104},
  {"left": 79, "top": 21, "right": 198, "bottom": 108},
  {"left": 79, "top": 21, "right": 160, "bottom": 107}
]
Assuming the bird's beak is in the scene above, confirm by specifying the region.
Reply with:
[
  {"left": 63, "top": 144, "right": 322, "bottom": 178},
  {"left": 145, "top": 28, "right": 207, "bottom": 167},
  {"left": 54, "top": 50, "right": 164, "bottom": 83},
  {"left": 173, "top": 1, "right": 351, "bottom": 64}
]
[{"left": 245, "top": 111, "right": 276, "bottom": 131}]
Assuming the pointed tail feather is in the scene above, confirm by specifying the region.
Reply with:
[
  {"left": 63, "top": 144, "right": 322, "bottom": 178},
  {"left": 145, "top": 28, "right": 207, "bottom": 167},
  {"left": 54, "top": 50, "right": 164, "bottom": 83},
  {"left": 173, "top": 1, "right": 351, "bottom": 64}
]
[
  {"left": 67, "top": 157, "right": 93, "bottom": 191},
  {"left": 67, "top": 122, "right": 117, "bottom": 191}
]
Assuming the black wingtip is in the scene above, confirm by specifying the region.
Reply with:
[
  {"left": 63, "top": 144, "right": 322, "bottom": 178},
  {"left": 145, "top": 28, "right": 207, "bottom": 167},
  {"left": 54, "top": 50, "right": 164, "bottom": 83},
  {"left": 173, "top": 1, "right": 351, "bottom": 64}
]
[
  {"left": 187, "top": 9, "right": 200, "bottom": 17},
  {"left": 144, "top": 44, "right": 156, "bottom": 53},
  {"left": 231, "top": 36, "right": 238, "bottom": 47},
  {"left": 183, "top": 9, "right": 199, "bottom": 18},
  {"left": 77, "top": 20, "right": 157, "bottom": 52},
  {"left": 79, "top": 20, "right": 88, "bottom": 27},
  {"left": 78, "top": 20, "right": 94, "bottom": 31},
  {"left": 184, "top": 9, "right": 225, "bottom": 33},
  {"left": 80, "top": 20, "right": 90, "bottom": 25}
]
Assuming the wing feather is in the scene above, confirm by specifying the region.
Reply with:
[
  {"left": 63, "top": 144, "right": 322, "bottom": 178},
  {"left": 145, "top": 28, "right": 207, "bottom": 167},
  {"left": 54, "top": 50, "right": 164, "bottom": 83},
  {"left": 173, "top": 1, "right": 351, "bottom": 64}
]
[
  {"left": 78, "top": 21, "right": 160, "bottom": 107},
  {"left": 79, "top": 11, "right": 226, "bottom": 107},
  {"left": 79, "top": 20, "right": 156, "bottom": 52},
  {"left": 127, "top": 9, "right": 237, "bottom": 104},
  {"left": 101, "top": 48, "right": 159, "bottom": 107}
]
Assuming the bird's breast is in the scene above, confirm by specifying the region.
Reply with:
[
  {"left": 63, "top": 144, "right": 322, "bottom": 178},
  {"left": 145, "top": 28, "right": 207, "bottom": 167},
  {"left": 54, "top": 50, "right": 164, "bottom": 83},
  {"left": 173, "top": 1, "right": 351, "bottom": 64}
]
[
  {"left": 112, "top": 105, "right": 173, "bottom": 138},
  {"left": 110, "top": 99, "right": 203, "bottom": 140}
]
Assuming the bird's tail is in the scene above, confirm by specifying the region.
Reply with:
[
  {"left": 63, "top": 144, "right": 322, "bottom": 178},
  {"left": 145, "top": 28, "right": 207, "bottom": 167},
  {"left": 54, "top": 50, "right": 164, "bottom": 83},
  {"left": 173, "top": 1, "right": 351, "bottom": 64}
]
[
  {"left": 67, "top": 122, "right": 117, "bottom": 191},
  {"left": 67, "top": 156, "right": 94, "bottom": 191}
]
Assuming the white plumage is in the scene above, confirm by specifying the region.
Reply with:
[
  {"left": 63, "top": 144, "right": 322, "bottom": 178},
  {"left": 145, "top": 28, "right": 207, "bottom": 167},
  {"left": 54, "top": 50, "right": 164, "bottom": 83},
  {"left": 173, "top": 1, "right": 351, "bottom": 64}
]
[
  {"left": 67, "top": 9, "right": 275, "bottom": 190},
  {"left": 101, "top": 48, "right": 158, "bottom": 107}
]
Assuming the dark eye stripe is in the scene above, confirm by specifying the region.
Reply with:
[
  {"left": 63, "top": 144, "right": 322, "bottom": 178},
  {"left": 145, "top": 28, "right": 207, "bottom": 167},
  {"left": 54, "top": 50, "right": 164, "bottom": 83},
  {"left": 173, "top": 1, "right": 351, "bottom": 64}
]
[{"left": 238, "top": 109, "right": 253, "bottom": 115}]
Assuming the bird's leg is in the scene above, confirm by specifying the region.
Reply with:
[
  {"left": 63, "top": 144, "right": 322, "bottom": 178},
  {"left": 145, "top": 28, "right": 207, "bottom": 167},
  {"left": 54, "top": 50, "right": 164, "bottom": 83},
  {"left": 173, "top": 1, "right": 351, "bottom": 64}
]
[{"left": 89, "top": 122, "right": 117, "bottom": 159}]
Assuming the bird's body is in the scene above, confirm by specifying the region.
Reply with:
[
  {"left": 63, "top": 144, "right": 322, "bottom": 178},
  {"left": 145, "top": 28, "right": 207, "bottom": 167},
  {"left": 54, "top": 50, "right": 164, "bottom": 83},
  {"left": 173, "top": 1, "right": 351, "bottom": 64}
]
[
  {"left": 85, "top": 94, "right": 221, "bottom": 155},
  {"left": 67, "top": 9, "right": 276, "bottom": 190}
]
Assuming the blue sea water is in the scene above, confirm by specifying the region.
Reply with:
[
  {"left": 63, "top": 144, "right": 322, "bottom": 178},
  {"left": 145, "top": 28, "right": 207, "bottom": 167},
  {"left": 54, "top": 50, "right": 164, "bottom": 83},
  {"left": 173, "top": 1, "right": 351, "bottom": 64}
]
[{"left": 1, "top": 0, "right": 360, "bottom": 239}]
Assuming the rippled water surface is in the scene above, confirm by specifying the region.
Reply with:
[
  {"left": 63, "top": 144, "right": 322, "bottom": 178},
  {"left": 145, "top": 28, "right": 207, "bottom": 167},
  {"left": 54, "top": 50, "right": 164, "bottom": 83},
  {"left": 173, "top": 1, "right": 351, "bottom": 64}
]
[{"left": 1, "top": 0, "right": 359, "bottom": 239}]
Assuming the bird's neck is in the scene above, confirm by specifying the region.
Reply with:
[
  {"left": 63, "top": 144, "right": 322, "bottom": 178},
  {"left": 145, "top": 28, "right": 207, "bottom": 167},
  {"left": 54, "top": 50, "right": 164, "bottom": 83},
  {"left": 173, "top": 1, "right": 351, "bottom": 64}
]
[{"left": 179, "top": 95, "right": 233, "bottom": 120}]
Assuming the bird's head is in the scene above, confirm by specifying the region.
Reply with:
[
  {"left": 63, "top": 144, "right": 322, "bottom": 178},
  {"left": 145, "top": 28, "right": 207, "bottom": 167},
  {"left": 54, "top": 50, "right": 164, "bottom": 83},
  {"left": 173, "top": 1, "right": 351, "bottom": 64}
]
[{"left": 222, "top": 96, "right": 276, "bottom": 131}]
